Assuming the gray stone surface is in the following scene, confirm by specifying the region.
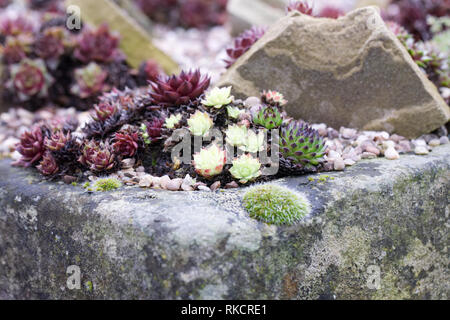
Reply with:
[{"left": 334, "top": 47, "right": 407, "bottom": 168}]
[
  {"left": 0, "top": 144, "right": 449, "bottom": 299},
  {"left": 218, "top": 7, "right": 450, "bottom": 139}
]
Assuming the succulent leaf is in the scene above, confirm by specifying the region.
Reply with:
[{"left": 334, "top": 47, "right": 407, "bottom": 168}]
[
  {"left": 187, "top": 111, "right": 213, "bottom": 137},
  {"left": 252, "top": 105, "right": 283, "bottom": 129},
  {"left": 225, "top": 27, "right": 266, "bottom": 68},
  {"left": 201, "top": 86, "right": 233, "bottom": 108},
  {"left": 279, "top": 121, "right": 326, "bottom": 168},
  {"left": 150, "top": 69, "right": 210, "bottom": 107},
  {"left": 229, "top": 154, "right": 261, "bottom": 184},
  {"left": 165, "top": 114, "right": 182, "bottom": 129},
  {"left": 193, "top": 144, "right": 226, "bottom": 178},
  {"left": 239, "top": 130, "right": 265, "bottom": 153}
]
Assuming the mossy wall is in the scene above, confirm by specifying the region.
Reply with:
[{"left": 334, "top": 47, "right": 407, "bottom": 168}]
[{"left": 0, "top": 145, "right": 449, "bottom": 299}]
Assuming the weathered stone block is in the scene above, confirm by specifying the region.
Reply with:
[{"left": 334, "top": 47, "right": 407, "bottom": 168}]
[
  {"left": 218, "top": 7, "right": 450, "bottom": 138},
  {"left": 0, "top": 144, "right": 449, "bottom": 299}
]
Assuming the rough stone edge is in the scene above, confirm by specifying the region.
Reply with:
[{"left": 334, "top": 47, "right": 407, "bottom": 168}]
[{"left": 0, "top": 145, "right": 449, "bottom": 299}]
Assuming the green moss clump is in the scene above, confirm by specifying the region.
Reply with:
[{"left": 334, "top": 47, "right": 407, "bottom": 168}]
[
  {"left": 91, "top": 178, "right": 122, "bottom": 192},
  {"left": 243, "top": 184, "right": 311, "bottom": 225},
  {"left": 308, "top": 175, "right": 334, "bottom": 183}
]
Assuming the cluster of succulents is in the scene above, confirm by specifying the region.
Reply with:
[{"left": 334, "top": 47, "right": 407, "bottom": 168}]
[
  {"left": 279, "top": 121, "right": 327, "bottom": 172},
  {"left": 149, "top": 69, "right": 210, "bottom": 107},
  {"left": 0, "top": 0, "right": 11, "bottom": 8},
  {"left": 135, "top": 0, "right": 228, "bottom": 29},
  {"left": 0, "top": 7, "right": 162, "bottom": 111},
  {"left": 285, "top": 1, "right": 345, "bottom": 19},
  {"left": 387, "top": 21, "right": 449, "bottom": 104},
  {"left": 13, "top": 66, "right": 328, "bottom": 188},
  {"left": 224, "top": 26, "right": 266, "bottom": 68},
  {"left": 383, "top": 0, "right": 449, "bottom": 42}
]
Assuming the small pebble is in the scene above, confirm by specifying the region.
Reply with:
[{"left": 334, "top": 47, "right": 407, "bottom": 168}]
[
  {"left": 439, "top": 136, "right": 449, "bottom": 145},
  {"left": 365, "top": 145, "right": 380, "bottom": 156},
  {"left": 312, "top": 123, "right": 327, "bottom": 137},
  {"left": 193, "top": 182, "right": 207, "bottom": 190},
  {"left": 342, "top": 150, "right": 357, "bottom": 160},
  {"left": 333, "top": 159, "right": 345, "bottom": 171},
  {"left": 327, "top": 128, "right": 339, "bottom": 139},
  {"left": 382, "top": 140, "right": 395, "bottom": 150},
  {"left": 374, "top": 131, "right": 390, "bottom": 141},
  {"left": 159, "top": 175, "right": 171, "bottom": 189},
  {"left": 121, "top": 158, "right": 135, "bottom": 169},
  {"left": 340, "top": 127, "right": 357, "bottom": 139},
  {"left": 327, "top": 150, "right": 341, "bottom": 160},
  {"left": 414, "top": 146, "right": 429, "bottom": 155},
  {"left": 384, "top": 147, "right": 400, "bottom": 160},
  {"left": 123, "top": 169, "right": 136, "bottom": 178},
  {"left": 412, "top": 139, "right": 427, "bottom": 147},
  {"left": 210, "top": 181, "right": 221, "bottom": 191},
  {"left": 183, "top": 174, "right": 196, "bottom": 185},
  {"left": 361, "top": 152, "right": 377, "bottom": 159},
  {"left": 225, "top": 181, "right": 239, "bottom": 189},
  {"left": 198, "top": 185, "right": 211, "bottom": 192},
  {"left": 181, "top": 184, "right": 194, "bottom": 191},
  {"left": 244, "top": 96, "right": 261, "bottom": 108},
  {"left": 397, "top": 140, "right": 412, "bottom": 153},
  {"left": 167, "top": 178, "right": 183, "bottom": 191},
  {"left": 428, "top": 139, "right": 440, "bottom": 147},
  {"left": 389, "top": 134, "right": 404, "bottom": 143},
  {"left": 63, "top": 175, "right": 77, "bottom": 184},
  {"left": 344, "top": 159, "right": 355, "bottom": 166},
  {"left": 139, "top": 175, "right": 153, "bottom": 188}
]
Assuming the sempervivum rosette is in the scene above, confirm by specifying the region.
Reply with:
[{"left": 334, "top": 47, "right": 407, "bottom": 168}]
[
  {"left": 7, "top": 59, "right": 53, "bottom": 100},
  {"left": 113, "top": 130, "right": 140, "bottom": 157},
  {"left": 44, "top": 130, "right": 71, "bottom": 152},
  {"left": 280, "top": 121, "right": 327, "bottom": 171},
  {"left": 252, "top": 105, "right": 283, "bottom": 130},
  {"left": 74, "top": 24, "right": 122, "bottom": 63},
  {"left": 285, "top": 1, "right": 313, "bottom": 15},
  {"left": 78, "top": 140, "right": 117, "bottom": 173},
  {"left": 229, "top": 154, "right": 261, "bottom": 184},
  {"left": 12, "top": 126, "right": 45, "bottom": 167},
  {"left": 225, "top": 26, "right": 266, "bottom": 68},
  {"left": 71, "top": 62, "right": 108, "bottom": 99},
  {"left": 1, "top": 35, "right": 32, "bottom": 64},
  {"left": 261, "top": 90, "right": 288, "bottom": 107},
  {"left": 37, "top": 151, "right": 59, "bottom": 176},
  {"left": 143, "top": 116, "right": 166, "bottom": 142},
  {"left": 149, "top": 69, "right": 210, "bottom": 107},
  {"left": 0, "top": 15, "right": 34, "bottom": 37},
  {"left": 34, "top": 26, "right": 68, "bottom": 61},
  {"left": 193, "top": 144, "right": 226, "bottom": 179}
]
